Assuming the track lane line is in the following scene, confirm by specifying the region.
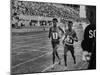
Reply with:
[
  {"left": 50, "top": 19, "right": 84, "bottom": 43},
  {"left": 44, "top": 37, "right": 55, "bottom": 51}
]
[
  {"left": 12, "top": 51, "right": 52, "bottom": 69},
  {"left": 41, "top": 58, "right": 65, "bottom": 72},
  {"left": 41, "top": 61, "right": 59, "bottom": 72}
]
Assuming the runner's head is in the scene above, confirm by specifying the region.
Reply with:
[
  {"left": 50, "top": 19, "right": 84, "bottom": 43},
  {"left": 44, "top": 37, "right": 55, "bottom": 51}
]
[
  {"left": 68, "top": 21, "right": 73, "bottom": 30},
  {"left": 52, "top": 18, "right": 58, "bottom": 27}
]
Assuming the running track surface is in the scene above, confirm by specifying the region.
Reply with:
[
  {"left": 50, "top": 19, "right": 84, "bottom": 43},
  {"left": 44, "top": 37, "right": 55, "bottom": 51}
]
[{"left": 11, "top": 30, "right": 88, "bottom": 74}]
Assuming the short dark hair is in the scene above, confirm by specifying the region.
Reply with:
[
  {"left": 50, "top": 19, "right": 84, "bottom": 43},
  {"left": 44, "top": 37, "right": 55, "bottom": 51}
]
[
  {"left": 52, "top": 18, "right": 58, "bottom": 22},
  {"left": 68, "top": 21, "right": 73, "bottom": 24}
]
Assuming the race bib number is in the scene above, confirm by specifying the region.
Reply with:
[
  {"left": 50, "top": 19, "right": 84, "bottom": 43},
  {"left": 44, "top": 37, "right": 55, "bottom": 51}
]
[
  {"left": 65, "top": 35, "right": 73, "bottom": 44},
  {"left": 52, "top": 32, "right": 58, "bottom": 39}
]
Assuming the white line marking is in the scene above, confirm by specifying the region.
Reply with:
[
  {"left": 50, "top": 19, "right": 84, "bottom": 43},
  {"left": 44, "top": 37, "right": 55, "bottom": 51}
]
[
  {"left": 14, "top": 37, "right": 44, "bottom": 44},
  {"left": 12, "top": 40, "right": 49, "bottom": 50},
  {"left": 30, "top": 49, "right": 49, "bottom": 53},
  {"left": 15, "top": 49, "right": 49, "bottom": 56},
  {"left": 12, "top": 52, "right": 52, "bottom": 69},
  {"left": 12, "top": 43, "right": 34, "bottom": 50},
  {"left": 41, "top": 57, "right": 64, "bottom": 72},
  {"left": 79, "top": 62, "right": 88, "bottom": 69},
  {"left": 41, "top": 61, "right": 59, "bottom": 72}
]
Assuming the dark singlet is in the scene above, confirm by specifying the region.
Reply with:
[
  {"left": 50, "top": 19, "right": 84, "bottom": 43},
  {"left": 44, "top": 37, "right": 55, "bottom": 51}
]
[
  {"left": 64, "top": 29, "right": 77, "bottom": 45},
  {"left": 50, "top": 27, "right": 60, "bottom": 42}
]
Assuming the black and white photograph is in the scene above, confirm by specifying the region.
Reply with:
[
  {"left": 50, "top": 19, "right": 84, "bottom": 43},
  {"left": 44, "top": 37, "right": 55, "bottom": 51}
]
[{"left": 11, "top": 0, "right": 96, "bottom": 74}]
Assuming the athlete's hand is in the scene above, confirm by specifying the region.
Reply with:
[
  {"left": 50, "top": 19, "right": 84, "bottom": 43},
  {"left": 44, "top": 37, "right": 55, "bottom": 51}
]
[
  {"left": 75, "top": 39, "right": 78, "bottom": 42},
  {"left": 48, "top": 37, "right": 51, "bottom": 41},
  {"left": 88, "top": 52, "right": 92, "bottom": 56},
  {"left": 73, "top": 37, "right": 78, "bottom": 42},
  {"left": 62, "top": 40, "right": 65, "bottom": 44}
]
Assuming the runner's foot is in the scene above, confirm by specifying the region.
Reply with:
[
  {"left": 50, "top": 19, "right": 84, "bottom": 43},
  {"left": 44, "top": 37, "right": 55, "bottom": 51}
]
[
  {"left": 65, "top": 63, "right": 67, "bottom": 66},
  {"left": 58, "top": 60, "right": 61, "bottom": 65},
  {"left": 74, "top": 60, "right": 76, "bottom": 64}
]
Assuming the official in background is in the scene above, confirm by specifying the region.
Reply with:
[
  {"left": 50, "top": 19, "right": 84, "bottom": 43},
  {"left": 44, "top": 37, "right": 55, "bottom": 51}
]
[{"left": 81, "top": 6, "right": 96, "bottom": 69}]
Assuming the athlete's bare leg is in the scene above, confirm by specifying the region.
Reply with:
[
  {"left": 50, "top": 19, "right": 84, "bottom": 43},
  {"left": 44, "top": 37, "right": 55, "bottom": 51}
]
[
  {"left": 54, "top": 46, "right": 61, "bottom": 65},
  {"left": 70, "top": 48, "right": 76, "bottom": 64},
  {"left": 64, "top": 46, "right": 67, "bottom": 66},
  {"left": 52, "top": 49, "right": 56, "bottom": 64},
  {"left": 55, "top": 50, "right": 61, "bottom": 64}
]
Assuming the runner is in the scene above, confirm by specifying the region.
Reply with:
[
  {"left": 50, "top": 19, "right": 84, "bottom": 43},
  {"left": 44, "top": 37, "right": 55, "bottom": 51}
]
[
  {"left": 48, "top": 18, "right": 64, "bottom": 65},
  {"left": 63, "top": 21, "right": 78, "bottom": 66}
]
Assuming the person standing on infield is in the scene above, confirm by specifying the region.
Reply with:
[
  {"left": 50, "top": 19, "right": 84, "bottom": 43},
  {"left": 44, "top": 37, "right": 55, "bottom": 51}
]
[
  {"left": 48, "top": 18, "right": 64, "bottom": 65},
  {"left": 81, "top": 6, "right": 96, "bottom": 69},
  {"left": 63, "top": 21, "right": 78, "bottom": 66}
]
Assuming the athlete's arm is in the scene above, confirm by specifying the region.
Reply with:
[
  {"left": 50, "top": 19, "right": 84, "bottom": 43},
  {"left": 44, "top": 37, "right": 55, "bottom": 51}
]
[
  {"left": 62, "top": 35, "right": 67, "bottom": 44},
  {"left": 58, "top": 26, "right": 64, "bottom": 34},
  {"left": 73, "top": 31, "right": 78, "bottom": 42},
  {"left": 75, "top": 36, "right": 78, "bottom": 42},
  {"left": 48, "top": 27, "right": 52, "bottom": 38}
]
